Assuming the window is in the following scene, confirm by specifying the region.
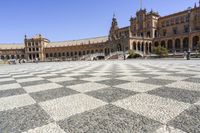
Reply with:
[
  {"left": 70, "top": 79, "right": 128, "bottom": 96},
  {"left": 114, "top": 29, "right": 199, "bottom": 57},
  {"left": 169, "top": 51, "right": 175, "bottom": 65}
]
[
  {"left": 29, "top": 48, "right": 31, "bottom": 51},
  {"left": 166, "top": 20, "right": 170, "bottom": 26},
  {"left": 170, "top": 19, "right": 175, "bottom": 25},
  {"left": 175, "top": 17, "right": 179, "bottom": 24},
  {"left": 33, "top": 48, "right": 35, "bottom": 51},
  {"left": 36, "top": 48, "right": 39, "bottom": 51},
  {"left": 173, "top": 27, "right": 178, "bottom": 34},
  {"left": 163, "top": 29, "right": 167, "bottom": 36},
  {"left": 184, "top": 25, "right": 189, "bottom": 33}
]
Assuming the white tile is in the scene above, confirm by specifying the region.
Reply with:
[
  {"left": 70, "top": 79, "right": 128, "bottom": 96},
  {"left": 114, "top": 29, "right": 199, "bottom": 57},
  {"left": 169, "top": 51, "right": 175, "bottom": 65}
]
[
  {"left": 155, "top": 125, "right": 186, "bottom": 133},
  {"left": 0, "top": 78, "right": 14, "bottom": 82},
  {"left": 68, "top": 82, "right": 109, "bottom": 93},
  {"left": 0, "top": 74, "right": 11, "bottom": 77},
  {"left": 114, "top": 82, "right": 160, "bottom": 92},
  {"left": 0, "top": 94, "right": 36, "bottom": 111},
  {"left": 0, "top": 83, "right": 21, "bottom": 91},
  {"left": 16, "top": 77, "right": 44, "bottom": 83},
  {"left": 166, "top": 81, "right": 200, "bottom": 91},
  {"left": 23, "top": 123, "right": 65, "bottom": 133},
  {"left": 23, "top": 83, "right": 63, "bottom": 93},
  {"left": 47, "top": 77, "right": 75, "bottom": 82},
  {"left": 113, "top": 93, "right": 190, "bottom": 124},
  {"left": 83, "top": 77, "right": 110, "bottom": 82},
  {"left": 154, "top": 75, "right": 188, "bottom": 81},
  {"left": 40, "top": 94, "right": 107, "bottom": 121},
  {"left": 116, "top": 76, "right": 147, "bottom": 82},
  {"left": 146, "top": 71, "right": 170, "bottom": 75},
  {"left": 62, "top": 73, "right": 83, "bottom": 77},
  {"left": 89, "top": 73, "right": 109, "bottom": 76},
  {"left": 37, "top": 73, "right": 57, "bottom": 77}
]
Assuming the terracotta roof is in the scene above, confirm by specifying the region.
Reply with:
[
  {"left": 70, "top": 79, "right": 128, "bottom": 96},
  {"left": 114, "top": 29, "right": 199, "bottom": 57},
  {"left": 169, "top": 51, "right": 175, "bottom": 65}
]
[
  {"left": 46, "top": 36, "right": 108, "bottom": 48},
  {"left": 0, "top": 44, "right": 24, "bottom": 50}
]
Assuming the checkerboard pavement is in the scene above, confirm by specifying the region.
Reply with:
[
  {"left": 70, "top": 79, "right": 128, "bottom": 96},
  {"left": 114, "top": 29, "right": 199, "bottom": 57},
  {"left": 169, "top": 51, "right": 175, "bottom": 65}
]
[{"left": 0, "top": 60, "right": 200, "bottom": 133}]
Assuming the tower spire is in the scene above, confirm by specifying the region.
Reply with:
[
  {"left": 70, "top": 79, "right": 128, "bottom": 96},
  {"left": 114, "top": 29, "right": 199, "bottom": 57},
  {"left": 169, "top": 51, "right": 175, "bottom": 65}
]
[
  {"left": 199, "top": 0, "right": 200, "bottom": 7},
  {"left": 140, "top": 0, "right": 143, "bottom": 9}
]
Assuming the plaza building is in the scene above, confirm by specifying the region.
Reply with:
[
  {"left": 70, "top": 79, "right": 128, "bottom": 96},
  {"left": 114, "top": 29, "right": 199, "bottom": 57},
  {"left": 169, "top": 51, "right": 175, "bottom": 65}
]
[{"left": 0, "top": 2, "right": 200, "bottom": 61}]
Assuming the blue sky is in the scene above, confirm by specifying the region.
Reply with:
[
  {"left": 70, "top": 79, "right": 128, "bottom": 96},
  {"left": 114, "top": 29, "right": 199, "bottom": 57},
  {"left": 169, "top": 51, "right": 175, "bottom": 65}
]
[{"left": 0, "top": 0, "right": 198, "bottom": 43}]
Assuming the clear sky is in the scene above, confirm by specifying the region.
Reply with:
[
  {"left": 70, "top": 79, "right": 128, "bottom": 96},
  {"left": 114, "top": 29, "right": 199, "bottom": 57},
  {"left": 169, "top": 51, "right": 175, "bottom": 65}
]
[{"left": 0, "top": 0, "right": 198, "bottom": 43}]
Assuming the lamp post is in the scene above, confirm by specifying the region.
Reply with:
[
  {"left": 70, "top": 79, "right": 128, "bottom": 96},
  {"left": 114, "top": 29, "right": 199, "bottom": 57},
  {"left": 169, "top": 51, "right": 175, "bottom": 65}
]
[
  {"left": 187, "top": 9, "right": 191, "bottom": 60},
  {"left": 122, "top": 35, "right": 126, "bottom": 60}
]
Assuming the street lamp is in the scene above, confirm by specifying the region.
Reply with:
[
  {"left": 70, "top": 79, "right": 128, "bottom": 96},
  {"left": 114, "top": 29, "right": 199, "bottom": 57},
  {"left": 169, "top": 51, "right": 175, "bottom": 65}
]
[
  {"left": 187, "top": 9, "right": 191, "bottom": 60},
  {"left": 122, "top": 35, "right": 126, "bottom": 60}
]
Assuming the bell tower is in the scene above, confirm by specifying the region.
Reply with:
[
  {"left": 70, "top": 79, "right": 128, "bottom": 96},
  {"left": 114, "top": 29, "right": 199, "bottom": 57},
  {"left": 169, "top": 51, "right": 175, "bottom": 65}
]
[
  {"left": 193, "top": 1, "right": 200, "bottom": 30},
  {"left": 109, "top": 14, "right": 119, "bottom": 40}
]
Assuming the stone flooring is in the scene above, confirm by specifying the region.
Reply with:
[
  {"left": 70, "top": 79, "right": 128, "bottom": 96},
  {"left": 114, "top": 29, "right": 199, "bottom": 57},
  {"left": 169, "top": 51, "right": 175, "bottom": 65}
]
[{"left": 0, "top": 60, "right": 200, "bottom": 133}]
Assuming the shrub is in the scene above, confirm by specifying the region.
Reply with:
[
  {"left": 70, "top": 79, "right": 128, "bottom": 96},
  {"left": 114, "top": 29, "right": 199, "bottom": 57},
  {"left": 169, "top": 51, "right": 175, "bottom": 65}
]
[
  {"left": 127, "top": 50, "right": 142, "bottom": 58},
  {"left": 153, "top": 46, "right": 168, "bottom": 57}
]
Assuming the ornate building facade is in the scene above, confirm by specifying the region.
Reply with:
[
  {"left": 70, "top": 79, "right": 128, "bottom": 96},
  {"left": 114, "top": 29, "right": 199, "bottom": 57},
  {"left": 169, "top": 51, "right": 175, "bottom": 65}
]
[{"left": 0, "top": 2, "right": 200, "bottom": 61}]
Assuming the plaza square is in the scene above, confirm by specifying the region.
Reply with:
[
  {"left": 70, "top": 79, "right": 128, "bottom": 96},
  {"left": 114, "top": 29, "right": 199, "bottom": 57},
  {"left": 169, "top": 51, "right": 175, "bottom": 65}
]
[{"left": 0, "top": 60, "right": 200, "bottom": 133}]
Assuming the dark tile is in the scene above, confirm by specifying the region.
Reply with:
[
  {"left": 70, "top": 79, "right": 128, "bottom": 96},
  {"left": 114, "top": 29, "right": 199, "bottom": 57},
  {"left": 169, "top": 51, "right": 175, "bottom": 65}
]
[
  {"left": 0, "top": 104, "right": 53, "bottom": 133},
  {"left": 57, "top": 80, "right": 88, "bottom": 86},
  {"left": 168, "top": 73, "right": 195, "bottom": 77},
  {"left": 134, "top": 74, "right": 159, "bottom": 78},
  {"left": 148, "top": 87, "right": 200, "bottom": 104},
  {"left": 97, "top": 79, "right": 129, "bottom": 86},
  {"left": 0, "top": 88, "right": 26, "bottom": 98},
  {"left": 139, "top": 78, "right": 175, "bottom": 86},
  {"left": 58, "top": 104, "right": 162, "bottom": 133},
  {"left": 0, "top": 80, "right": 17, "bottom": 85},
  {"left": 30, "top": 87, "right": 79, "bottom": 102},
  {"left": 168, "top": 105, "right": 200, "bottom": 133},
  {"left": 183, "top": 78, "right": 200, "bottom": 83},
  {"left": 86, "top": 87, "right": 137, "bottom": 103},
  {"left": 20, "top": 80, "right": 50, "bottom": 87},
  {"left": 71, "top": 75, "right": 94, "bottom": 79}
]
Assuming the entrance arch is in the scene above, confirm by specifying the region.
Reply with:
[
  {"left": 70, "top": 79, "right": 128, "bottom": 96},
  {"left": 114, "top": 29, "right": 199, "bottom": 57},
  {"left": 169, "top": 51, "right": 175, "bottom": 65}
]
[
  {"left": 192, "top": 36, "right": 199, "bottom": 50},
  {"left": 183, "top": 37, "right": 189, "bottom": 51},
  {"left": 175, "top": 39, "right": 181, "bottom": 52},
  {"left": 167, "top": 40, "right": 173, "bottom": 52}
]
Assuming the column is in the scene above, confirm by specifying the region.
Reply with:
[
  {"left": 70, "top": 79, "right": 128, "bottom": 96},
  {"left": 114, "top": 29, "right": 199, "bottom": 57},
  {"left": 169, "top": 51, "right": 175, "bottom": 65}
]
[
  {"left": 172, "top": 40, "right": 175, "bottom": 53},
  {"left": 136, "top": 42, "right": 138, "bottom": 51},
  {"left": 180, "top": 38, "right": 183, "bottom": 52},
  {"left": 143, "top": 43, "right": 146, "bottom": 55}
]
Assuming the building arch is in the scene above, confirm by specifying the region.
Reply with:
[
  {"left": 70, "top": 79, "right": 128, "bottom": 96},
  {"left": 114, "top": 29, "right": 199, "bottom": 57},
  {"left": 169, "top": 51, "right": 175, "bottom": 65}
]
[
  {"left": 137, "top": 42, "right": 141, "bottom": 51},
  {"left": 1, "top": 55, "right": 4, "bottom": 60},
  {"left": 133, "top": 42, "right": 137, "bottom": 50},
  {"left": 167, "top": 40, "right": 173, "bottom": 52},
  {"left": 154, "top": 42, "right": 159, "bottom": 47},
  {"left": 183, "top": 37, "right": 189, "bottom": 51},
  {"left": 161, "top": 41, "right": 166, "bottom": 48},
  {"left": 192, "top": 36, "right": 199, "bottom": 50},
  {"left": 117, "top": 43, "right": 122, "bottom": 51},
  {"left": 175, "top": 39, "right": 181, "bottom": 52}
]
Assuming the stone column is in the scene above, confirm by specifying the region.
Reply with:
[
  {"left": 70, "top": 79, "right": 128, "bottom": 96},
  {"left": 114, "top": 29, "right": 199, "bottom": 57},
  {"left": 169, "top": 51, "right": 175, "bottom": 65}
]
[
  {"left": 172, "top": 40, "right": 175, "bottom": 53},
  {"left": 143, "top": 43, "right": 146, "bottom": 55},
  {"left": 180, "top": 38, "right": 183, "bottom": 52},
  {"left": 136, "top": 42, "right": 138, "bottom": 51}
]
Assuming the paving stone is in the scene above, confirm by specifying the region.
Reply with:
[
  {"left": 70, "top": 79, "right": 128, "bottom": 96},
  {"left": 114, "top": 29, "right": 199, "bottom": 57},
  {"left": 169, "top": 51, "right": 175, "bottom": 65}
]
[
  {"left": 30, "top": 87, "right": 79, "bottom": 102},
  {"left": 86, "top": 87, "right": 137, "bottom": 103},
  {"left": 58, "top": 104, "right": 162, "bottom": 133},
  {"left": 168, "top": 105, "right": 200, "bottom": 133},
  {"left": 0, "top": 104, "right": 53, "bottom": 133},
  {"left": 97, "top": 79, "right": 129, "bottom": 86},
  {"left": 148, "top": 87, "right": 200, "bottom": 104}
]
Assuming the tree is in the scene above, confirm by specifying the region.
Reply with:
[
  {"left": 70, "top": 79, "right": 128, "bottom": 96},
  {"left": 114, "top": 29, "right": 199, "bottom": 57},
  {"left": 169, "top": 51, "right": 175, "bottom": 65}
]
[{"left": 153, "top": 46, "right": 168, "bottom": 57}]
